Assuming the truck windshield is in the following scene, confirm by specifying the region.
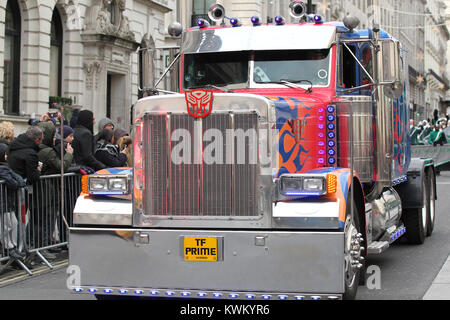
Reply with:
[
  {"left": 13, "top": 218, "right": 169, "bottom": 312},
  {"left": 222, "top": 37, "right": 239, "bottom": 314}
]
[
  {"left": 253, "top": 49, "right": 331, "bottom": 86},
  {"left": 183, "top": 51, "right": 249, "bottom": 89}
]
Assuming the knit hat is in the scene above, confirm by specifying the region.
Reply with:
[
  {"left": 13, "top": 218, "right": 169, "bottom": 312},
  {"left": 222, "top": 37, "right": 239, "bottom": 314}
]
[
  {"left": 77, "top": 110, "right": 94, "bottom": 133},
  {"left": 113, "top": 128, "right": 129, "bottom": 143},
  {"left": 59, "top": 125, "right": 74, "bottom": 139}
]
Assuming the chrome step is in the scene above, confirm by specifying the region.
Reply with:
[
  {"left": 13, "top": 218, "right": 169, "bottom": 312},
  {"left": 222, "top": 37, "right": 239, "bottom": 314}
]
[{"left": 367, "top": 241, "right": 389, "bottom": 255}]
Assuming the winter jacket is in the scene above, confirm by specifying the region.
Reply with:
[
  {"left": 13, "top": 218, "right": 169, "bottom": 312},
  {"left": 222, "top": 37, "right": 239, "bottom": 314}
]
[
  {"left": 72, "top": 110, "right": 106, "bottom": 171},
  {"left": 0, "top": 165, "right": 25, "bottom": 190},
  {"left": 94, "top": 140, "right": 127, "bottom": 167},
  {"left": 7, "top": 133, "right": 41, "bottom": 184},
  {"left": 36, "top": 122, "right": 73, "bottom": 175}
]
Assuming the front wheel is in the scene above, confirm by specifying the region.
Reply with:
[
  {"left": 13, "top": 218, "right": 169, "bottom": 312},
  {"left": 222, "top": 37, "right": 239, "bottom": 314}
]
[{"left": 343, "top": 199, "right": 364, "bottom": 300}]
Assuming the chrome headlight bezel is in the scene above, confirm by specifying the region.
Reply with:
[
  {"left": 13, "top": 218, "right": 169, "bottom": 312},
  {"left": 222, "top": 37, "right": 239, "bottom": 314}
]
[
  {"left": 278, "top": 174, "right": 327, "bottom": 197},
  {"left": 88, "top": 175, "right": 131, "bottom": 195}
]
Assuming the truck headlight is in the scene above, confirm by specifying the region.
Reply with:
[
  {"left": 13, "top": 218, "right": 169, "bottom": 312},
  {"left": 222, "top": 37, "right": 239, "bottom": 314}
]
[
  {"left": 87, "top": 175, "right": 131, "bottom": 195},
  {"left": 303, "top": 178, "right": 325, "bottom": 192},
  {"left": 279, "top": 174, "right": 327, "bottom": 196},
  {"left": 108, "top": 178, "right": 128, "bottom": 192},
  {"left": 89, "top": 177, "right": 108, "bottom": 191}
]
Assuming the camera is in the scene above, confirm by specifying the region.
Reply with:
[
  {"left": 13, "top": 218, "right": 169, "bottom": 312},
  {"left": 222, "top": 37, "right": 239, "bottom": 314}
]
[{"left": 49, "top": 112, "right": 58, "bottom": 118}]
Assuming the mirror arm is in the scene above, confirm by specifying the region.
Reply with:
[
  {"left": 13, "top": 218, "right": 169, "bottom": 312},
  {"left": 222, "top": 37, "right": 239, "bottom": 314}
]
[
  {"left": 154, "top": 52, "right": 181, "bottom": 89},
  {"left": 343, "top": 42, "right": 375, "bottom": 84}
]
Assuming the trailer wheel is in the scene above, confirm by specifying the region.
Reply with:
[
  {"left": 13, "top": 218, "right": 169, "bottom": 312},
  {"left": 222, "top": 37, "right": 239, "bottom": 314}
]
[
  {"left": 404, "top": 175, "right": 428, "bottom": 244},
  {"left": 343, "top": 198, "right": 363, "bottom": 300},
  {"left": 426, "top": 169, "right": 435, "bottom": 237}
]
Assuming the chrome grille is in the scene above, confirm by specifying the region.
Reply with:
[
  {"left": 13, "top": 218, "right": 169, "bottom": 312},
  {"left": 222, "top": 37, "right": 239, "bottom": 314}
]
[{"left": 143, "top": 112, "right": 259, "bottom": 217}]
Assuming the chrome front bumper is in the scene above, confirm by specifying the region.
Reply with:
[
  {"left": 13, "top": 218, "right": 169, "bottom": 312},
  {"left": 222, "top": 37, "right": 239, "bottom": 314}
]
[{"left": 68, "top": 228, "right": 345, "bottom": 299}]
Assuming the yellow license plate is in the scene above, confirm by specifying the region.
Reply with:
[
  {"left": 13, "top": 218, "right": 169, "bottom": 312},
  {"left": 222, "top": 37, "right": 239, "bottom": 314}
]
[{"left": 184, "top": 237, "right": 218, "bottom": 261}]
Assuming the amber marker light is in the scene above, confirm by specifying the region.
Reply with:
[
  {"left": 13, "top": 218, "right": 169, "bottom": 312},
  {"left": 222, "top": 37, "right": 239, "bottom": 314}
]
[
  {"left": 81, "top": 175, "right": 89, "bottom": 195},
  {"left": 327, "top": 174, "right": 337, "bottom": 194}
]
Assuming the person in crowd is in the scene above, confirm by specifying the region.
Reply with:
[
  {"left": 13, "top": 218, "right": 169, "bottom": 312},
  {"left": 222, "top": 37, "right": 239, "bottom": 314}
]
[
  {"left": 94, "top": 118, "right": 115, "bottom": 146},
  {"left": 0, "top": 143, "right": 26, "bottom": 260},
  {"left": 37, "top": 122, "right": 74, "bottom": 175},
  {"left": 117, "top": 135, "right": 132, "bottom": 167},
  {"left": 94, "top": 128, "right": 128, "bottom": 167},
  {"left": 0, "top": 121, "right": 14, "bottom": 145},
  {"left": 7, "top": 126, "right": 43, "bottom": 185},
  {"left": 72, "top": 110, "right": 106, "bottom": 171},
  {"left": 428, "top": 123, "right": 447, "bottom": 146}
]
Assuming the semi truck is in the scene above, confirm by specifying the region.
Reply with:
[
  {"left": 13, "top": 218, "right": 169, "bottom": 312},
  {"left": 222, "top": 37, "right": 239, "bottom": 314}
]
[{"left": 68, "top": 1, "right": 437, "bottom": 300}]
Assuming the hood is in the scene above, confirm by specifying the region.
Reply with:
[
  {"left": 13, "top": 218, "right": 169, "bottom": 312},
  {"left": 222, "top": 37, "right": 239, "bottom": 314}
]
[
  {"left": 8, "top": 133, "right": 39, "bottom": 152},
  {"left": 37, "top": 122, "right": 56, "bottom": 147},
  {"left": 265, "top": 94, "right": 333, "bottom": 177},
  {"left": 77, "top": 110, "right": 94, "bottom": 133}
]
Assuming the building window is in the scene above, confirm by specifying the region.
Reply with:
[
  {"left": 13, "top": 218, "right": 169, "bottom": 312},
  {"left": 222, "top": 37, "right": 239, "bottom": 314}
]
[
  {"left": 108, "top": 0, "right": 117, "bottom": 26},
  {"left": 192, "top": 0, "right": 216, "bottom": 26},
  {"left": 3, "top": 0, "right": 21, "bottom": 115},
  {"left": 50, "top": 8, "right": 63, "bottom": 97}
]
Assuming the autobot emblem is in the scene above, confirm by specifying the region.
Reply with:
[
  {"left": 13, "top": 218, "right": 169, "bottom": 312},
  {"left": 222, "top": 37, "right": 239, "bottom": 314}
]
[
  {"left": 185, "top": 89, "right": 213, "bottom": 118},
  {"left": 287, "top": 119, "right": 307, "bottom": 144}
]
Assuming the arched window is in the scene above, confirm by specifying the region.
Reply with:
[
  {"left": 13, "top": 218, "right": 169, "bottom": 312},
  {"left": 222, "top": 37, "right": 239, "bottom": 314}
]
[
  {"left": 108, "top": 0, "right": 117, "bottom": 26},
  {"left": 3, "top": 0, "right": 21, "bottom": 114},
  {"left": 49, "top": 8, "right": 63, "bottom": 97}
]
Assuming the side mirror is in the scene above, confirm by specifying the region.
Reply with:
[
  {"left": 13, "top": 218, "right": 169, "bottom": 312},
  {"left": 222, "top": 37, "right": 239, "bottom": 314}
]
[{"left": 380, "top": 39, "right": 403, "bottom": 98}]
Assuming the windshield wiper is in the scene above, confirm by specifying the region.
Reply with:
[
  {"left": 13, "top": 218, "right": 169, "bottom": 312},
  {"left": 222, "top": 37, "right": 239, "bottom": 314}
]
[
  {"left": 280, "top": 79, "right": 313, "bottom": 93},
  {"left": 188, "top": 84, "right": 235, "bottom": 93},
  {"left": 256, "top": 79, "right": 313, "bottom": 93}
]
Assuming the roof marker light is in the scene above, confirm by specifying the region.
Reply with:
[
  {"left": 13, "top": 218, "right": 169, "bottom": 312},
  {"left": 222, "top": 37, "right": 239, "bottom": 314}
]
[
  {"left": 229, "top": 293, "right": 239, "bottom": 299},
  {"left": 166, "top": 291, "right": 175, "bottom": 296},
  {"left": 251, "top": 16, "right": 261, "bottom": 26},
  {"left": 314, "top": 15, "right": 323, "bottom": 24},
  {"left": 181, "top": 292, "right": 191, "bottom": 297},
  {"left": 88, "top": 288, "right": 97, "bottom": 293},
  {"left": 230, "top": 17, "right": 241, "bottom": 27},
  {"left": 134, "top": 290, "right": 143, "bottom": 295},
  {"left": 198, "top": 292, "right": 207, "bottom": 297},
  {"left": 246, "top": 294, "right": 255, "bottom": 299},
  {"left": 213, "top": 292, "right": 222, "bottom": 298},
  {"left": 262, "top": 295, "right": 271, "bottom": 300},
  {"left": 275, "top": 16, "right": 286, "bottom": 25},
  {"left": 104, "top": 289, "right": 113, "bottom": 294},
  {"left": 119, "top": 289, "right": 128, "bottom": 294},
  {"left": 197, "top": 19, "right": 210, "bottom": 28},
  {"left": 74, "top": 288, "right": 83, "bottom": 293},
  {"left": 295, "top": 295, "right": 305, "bottom": 300},
  {"left": 278, "top": 295, "right": 288, "bottom": 300},
  {"left": 150, "top": 290, "right": 159, "bottom": 295}
]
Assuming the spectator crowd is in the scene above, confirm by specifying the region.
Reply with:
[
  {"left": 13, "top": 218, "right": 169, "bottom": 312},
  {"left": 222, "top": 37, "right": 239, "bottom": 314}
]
[{"left": 0, "top": 107, "right": 132, "bottom": 263}]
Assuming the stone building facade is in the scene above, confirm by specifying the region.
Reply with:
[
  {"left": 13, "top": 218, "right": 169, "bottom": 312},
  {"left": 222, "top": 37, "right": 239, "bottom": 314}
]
[{"left": 0, "top": 0, "right": 177, "bottom": 135}]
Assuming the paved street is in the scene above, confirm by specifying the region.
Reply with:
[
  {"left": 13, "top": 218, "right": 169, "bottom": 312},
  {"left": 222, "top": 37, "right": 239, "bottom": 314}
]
[{"left": 1, "top": 172, "right": 450, "bottom": 300}]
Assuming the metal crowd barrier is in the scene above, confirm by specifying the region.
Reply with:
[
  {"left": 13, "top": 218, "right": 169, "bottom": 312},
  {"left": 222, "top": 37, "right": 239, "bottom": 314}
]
[{"left": 0, "top": 173, "right": 81, "bottom": 275}]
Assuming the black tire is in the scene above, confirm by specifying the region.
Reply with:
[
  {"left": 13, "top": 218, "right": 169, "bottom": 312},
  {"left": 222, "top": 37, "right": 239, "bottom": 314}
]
[
  {"left": 426, "top": 170, "right": 436, "bottom": 237},
  {"left": 343, "top": 198, "right": 362, "bottom": 300},
  {"left": 404, "top": 175, "right": 428, "bottom": 244}
]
